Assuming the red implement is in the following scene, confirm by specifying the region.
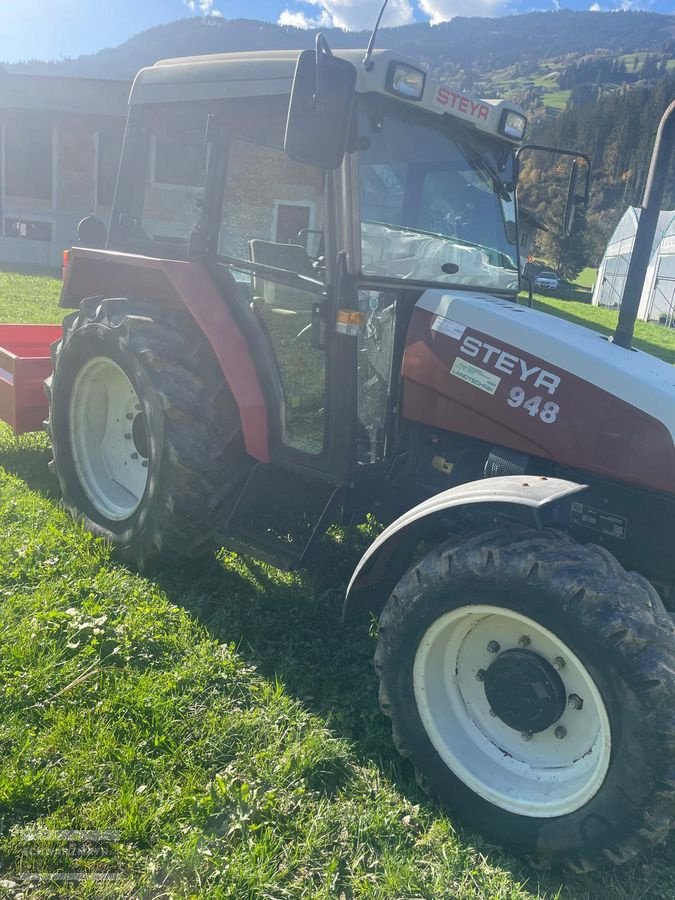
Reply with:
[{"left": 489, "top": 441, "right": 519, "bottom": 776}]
[{"left": 0, "top": 324, "right": 62, "bottom": 434}]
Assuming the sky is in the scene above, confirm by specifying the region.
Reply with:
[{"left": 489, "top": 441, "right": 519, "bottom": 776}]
[{"left": 0, "top": 0, "right": 670, "bottom": 64}]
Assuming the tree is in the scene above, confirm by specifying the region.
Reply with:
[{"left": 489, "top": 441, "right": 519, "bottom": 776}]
[{"left": 533, "top": 177, "right": 589, "bottom": 280}]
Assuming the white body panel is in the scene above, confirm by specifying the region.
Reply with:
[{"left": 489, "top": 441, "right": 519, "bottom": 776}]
[{"left": 416, "top": 290, "right": 675, "bottom": 443}]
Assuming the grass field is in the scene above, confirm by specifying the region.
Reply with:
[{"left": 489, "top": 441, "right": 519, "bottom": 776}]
[
  {"left": 2, "top": 271, "right": 675, "bottom": 897},
  {"left": 541, "top": 90, "right": 571, "bottom": 111}
]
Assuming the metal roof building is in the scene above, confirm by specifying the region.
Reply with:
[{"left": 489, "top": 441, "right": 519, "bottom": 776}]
[{"left": 0, "top": 73, "right": 129, "bottom": 269}]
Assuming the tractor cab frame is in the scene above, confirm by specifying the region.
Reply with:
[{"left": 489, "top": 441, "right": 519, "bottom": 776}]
[{"left": 61, "top": 48, "right": 530, "bottom": 564}]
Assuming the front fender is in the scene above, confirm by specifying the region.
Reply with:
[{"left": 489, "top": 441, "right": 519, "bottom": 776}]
[{"left": 343, "top": 475, "right": 586, "bottom": 621}]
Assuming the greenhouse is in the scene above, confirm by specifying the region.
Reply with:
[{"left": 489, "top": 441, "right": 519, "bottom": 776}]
[{"left": 592, "top": 206, "right": 675, "bottom": 324}]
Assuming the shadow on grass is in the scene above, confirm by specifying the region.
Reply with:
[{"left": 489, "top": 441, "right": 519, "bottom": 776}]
[
  {"left": 0, "top": 431, "right": 59, "bottom": 500},
  {"left": 556, "top": 285, "right": 593, "bottom": 303}
]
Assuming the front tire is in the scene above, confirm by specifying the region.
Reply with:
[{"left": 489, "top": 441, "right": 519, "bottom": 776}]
[
  {"left": 375, "top": 527, "right": 675, "bottom": 871},
  {"left": 46, "top": 297, "right": 250, "bottom": 568}
]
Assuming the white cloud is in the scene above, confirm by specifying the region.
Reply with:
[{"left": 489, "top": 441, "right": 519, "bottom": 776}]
[
  {"left": 278, "top": 9, "right": 332, "bottom": 28},
  {"left": 417, "top": 0, "right": 507, "bottom": 25},
  {"left": 278, "top": 0, "right": 414, "bottom": 32},
  {"left": 184, "top": 0, "right": 222, "bottom": 16},
  {"left": 589, "top": 2, "right": 601, "bottom": 9},
  {"left": 614, "top": 0, "right": 654, "bottom": 8}
]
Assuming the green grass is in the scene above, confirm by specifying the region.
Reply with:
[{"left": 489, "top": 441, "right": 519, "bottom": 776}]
[
  {"left": 0, "top": 271, "right": 63, "bottom": 324},
  {"left": 532, "top": 294, "right": 675, "bottom": 364},
  {"left": 543, "top": 90, "right": 571, "bottom": 111},
  {"left": 618, "top": 52, "right": 675, "bottom": 73},
  {"left": 1, "top": 272, "right": 675, "bottom": 897},
  {"left": 574, "top": 267, "right": 596, "bottom": 290}
]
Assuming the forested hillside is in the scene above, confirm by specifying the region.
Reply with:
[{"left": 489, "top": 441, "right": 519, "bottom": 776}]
[
  {"left": 6, "top": 11, "right": 674, "bottom": 82},
  {"left": 519, "top": 71, "right": 675, "bottom": 274}
]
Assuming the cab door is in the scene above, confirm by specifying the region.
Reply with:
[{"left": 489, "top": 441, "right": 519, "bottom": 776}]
[
  {"left": 212, "top": 96, "right": 345, "bottom": 465},
  {"left": 206, "top": 98, "right": 357, "bottom": 564}
]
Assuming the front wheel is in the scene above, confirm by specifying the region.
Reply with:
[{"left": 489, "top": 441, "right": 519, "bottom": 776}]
[{"left": 375, "top": 527, "right": 675, "bottom": 871}]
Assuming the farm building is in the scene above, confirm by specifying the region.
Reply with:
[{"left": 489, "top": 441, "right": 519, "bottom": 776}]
[
  {"left": 592, "top": 206, "right": 675, "bottom": 324},
  {"left": 0, "top": 73, "right": 129, "bottom": 269},
  {"left": 0, "top": 72, "right": 324, "bottom": 271}
]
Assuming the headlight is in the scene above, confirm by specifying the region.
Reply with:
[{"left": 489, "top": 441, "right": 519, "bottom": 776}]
[
  {"left": 387, "top": 62, "right": 426, "bottom": 102},
  {"left": 500, "top": 109, "right": 527, "bottom": 140}
]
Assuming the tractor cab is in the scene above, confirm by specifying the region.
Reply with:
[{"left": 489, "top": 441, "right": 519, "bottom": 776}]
[{"left": 59, "top": 45, "right": 529, "bottom": 555}]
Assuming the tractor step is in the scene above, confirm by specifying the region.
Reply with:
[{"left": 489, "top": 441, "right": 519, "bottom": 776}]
[{"left": 219, "top": 462, "right": 342, "bottom": 570}]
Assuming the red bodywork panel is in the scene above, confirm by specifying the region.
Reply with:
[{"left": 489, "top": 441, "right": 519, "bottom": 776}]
[
  {"left": 0, "top": 324, "right": 62, "bottom": 435},
  {"left": 62, "top": 247, "right": 270, "bottom": 462},
  {"left": 402, "top": 306, "right": 675, "bottom": 496}
]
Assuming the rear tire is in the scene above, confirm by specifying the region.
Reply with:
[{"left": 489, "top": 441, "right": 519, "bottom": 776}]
[
  {"left": 46, "top": 297, "right": 250, "bottom": 568},
  {"left": 375, "top": 526, "right": 675, "bottom": 871}
]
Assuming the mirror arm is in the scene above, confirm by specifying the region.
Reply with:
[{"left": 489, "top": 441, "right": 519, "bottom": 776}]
[{"left": 314, "top": 33, "right": 332, "bottom": 113}]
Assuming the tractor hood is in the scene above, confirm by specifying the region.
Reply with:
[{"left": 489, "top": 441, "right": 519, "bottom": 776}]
[{"left": 402, "top": 290, "right": 675, "bottom": 496}]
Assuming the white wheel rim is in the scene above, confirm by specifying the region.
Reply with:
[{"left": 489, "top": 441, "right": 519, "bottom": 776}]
[
  {"left": 69, "top": 357, "right": 150, "bottom": 521},
  {"left": 413, "top": 605, "right": 611, "bottom": 817}
]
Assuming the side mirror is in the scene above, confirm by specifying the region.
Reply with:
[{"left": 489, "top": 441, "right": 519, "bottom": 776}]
[
  {"left": 563, "top": 158, "right": 589, "bottom": 237},
  {"left": 284, "top": 35, "right": 356, "bottom": 170},
  {"left": 516, "top": 144, "right": 591, "bottom": 237}
]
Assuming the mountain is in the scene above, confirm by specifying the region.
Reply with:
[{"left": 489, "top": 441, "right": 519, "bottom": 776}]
[
  {"left": 6, "top": 10, "right": 673, "bottom": 272},
  {"left": 5, "top": 11, "right": 675, "bottom": 83}
]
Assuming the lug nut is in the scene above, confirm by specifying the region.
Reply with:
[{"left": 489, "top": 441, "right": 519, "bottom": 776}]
[
  {"left": 124, "top": 433, "right": 132, "bottom": 439},
  {"left": 568, "top": 694, "right": 583, "bottom": 710},
  {"left": 142, "top": 460, "right": 149, "bottom": 468},
  {"left": 131, "top": 452, "right": 139, "bottom": 460},
  {"left": 555, "top": 726, "right": 567, "bottom": 739},
  {"left": 518, "top": 635, "right": 531, "bottom": 647},
  {"left": 489, "top": 708, "right": 496, "bottom": 717},
  {"left": 553, "top": 657, "right": 566, "bottom": 670},
  {"left": 476, "top": 669, "right": 486, "bottom": 682},
  {"left": 126, "top": 413, "right": 134, "bottom": 420},
  {"left": 487, "top": 641, "right": 500, "bottom": 654},
  {"left": 135, "top": 404, "right": 141, "bottom": 411},
  {"left": 521, "top": 732, "right": 532, "bottom": 742}
]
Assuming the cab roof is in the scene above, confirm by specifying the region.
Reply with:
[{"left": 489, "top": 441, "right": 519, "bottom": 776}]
[{"left": 130, "top": 48, "right": 525, "bottom": 143}]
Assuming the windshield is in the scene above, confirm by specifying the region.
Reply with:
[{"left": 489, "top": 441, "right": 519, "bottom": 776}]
[{"left": 357, "top": 97, "right": 519, "bottom": 292}]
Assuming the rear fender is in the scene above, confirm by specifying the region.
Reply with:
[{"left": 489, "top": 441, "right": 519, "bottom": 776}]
[
  {"left": 61, "top": 247, "right": 270, "bottom": 462},
  {"left": 343, "top": 475, "right": 586, "bottom": 621}
]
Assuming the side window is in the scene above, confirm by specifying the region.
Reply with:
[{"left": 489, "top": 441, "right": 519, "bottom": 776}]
[
  {"left": 137, "top": 105, "right": 209, "bottom": 250},
  {"left": 219, "top": 136, "right": 324, "bottom": 264},
  {"left": 357, "top": 290, "right": 397, "bottom": 464},
  {"left": 218, "top": 99, "right": 327, "bottom": 455}
]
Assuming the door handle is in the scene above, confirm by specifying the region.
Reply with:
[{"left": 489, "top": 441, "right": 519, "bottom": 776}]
[{"left": 311, "top": 300, "right": 326, "bottom": 350}]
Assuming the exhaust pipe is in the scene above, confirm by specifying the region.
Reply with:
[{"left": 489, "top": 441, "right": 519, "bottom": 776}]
[{"left": 614, "top": 99, "right": 675, "bottom": 349}]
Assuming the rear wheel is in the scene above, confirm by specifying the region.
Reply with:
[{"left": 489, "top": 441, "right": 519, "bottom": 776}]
[
  {"left": 46, "top": 297, "right": 250, "bottom": 568},
  {"left": 375, "top": 527, "right": 675, "bottom": 871}
]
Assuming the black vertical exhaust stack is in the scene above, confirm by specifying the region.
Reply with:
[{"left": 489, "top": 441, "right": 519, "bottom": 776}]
[{"left": 614, "top": 99, "right": 675, "bottom": 349}]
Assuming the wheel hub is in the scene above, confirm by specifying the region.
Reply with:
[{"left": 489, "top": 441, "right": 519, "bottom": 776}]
[
  {"left": 69, "top": 356, "right": 150, "bottom": 521},
  {"left": 483, "top": 648, "right": 567, "bottom": 733}
]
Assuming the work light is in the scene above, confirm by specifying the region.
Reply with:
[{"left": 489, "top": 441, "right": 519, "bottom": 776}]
[
  {"left": 387, "top": 62, "right": 426, "bottom": 101},
  {"left": 500, "top": 109, "right": 527, "bottom": 140}
]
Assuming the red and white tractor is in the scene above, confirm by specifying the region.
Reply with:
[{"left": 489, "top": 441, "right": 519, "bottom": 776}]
[{"left": 2, "top": 37, "right": 675, "bottom": 871}]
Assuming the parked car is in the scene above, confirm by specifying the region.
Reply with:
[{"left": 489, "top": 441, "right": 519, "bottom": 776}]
[{"left": 534, "top": 270, "right": 560, "bottom": 292}]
